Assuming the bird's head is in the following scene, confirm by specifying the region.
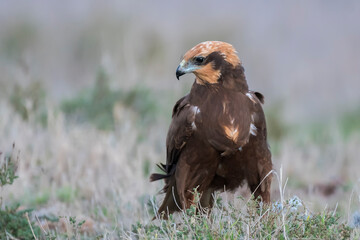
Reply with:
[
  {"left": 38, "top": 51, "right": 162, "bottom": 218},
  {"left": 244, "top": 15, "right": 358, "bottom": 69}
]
[{"left": 176, "top": 41, "right": 242, "bottom": 85}]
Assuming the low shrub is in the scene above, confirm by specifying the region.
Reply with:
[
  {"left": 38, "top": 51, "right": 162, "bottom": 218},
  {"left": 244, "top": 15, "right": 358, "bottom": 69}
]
[{"left": 0, "top": 146, "right": 41, "bottom": 239}]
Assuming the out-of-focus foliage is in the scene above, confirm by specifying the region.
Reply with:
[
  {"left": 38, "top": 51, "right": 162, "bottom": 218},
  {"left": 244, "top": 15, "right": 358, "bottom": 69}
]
[
  {"left": 9, "top": 81, "right": 47, "bottom": 126},
  {"left": 339, "top": 107, "right": 360, "bottom": 139},
  {"left": 56, "top": 185, "right": 76, "bottom": 203},
  {"left": 266, "top": 102, "right": 288, "bottom": 142},
  {"left": 61, "top": 67, "right": 159, "bottom": 130},
  {"left": 0, "top": 22, "right": 37, "bottom": 62}
]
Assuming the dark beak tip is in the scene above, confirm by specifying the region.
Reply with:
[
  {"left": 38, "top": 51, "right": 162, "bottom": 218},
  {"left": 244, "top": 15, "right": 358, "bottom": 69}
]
[{"left": 176, "top": 65, "right": 185, "bottom": 80}]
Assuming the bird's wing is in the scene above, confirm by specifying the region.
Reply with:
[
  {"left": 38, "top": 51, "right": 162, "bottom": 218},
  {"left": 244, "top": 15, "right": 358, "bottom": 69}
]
[
  {"left": 206, "top": 91, "right": 256, "bottom": 156},
  {"left": 149, "top": 95, "right": 195, "bottom": 182}
]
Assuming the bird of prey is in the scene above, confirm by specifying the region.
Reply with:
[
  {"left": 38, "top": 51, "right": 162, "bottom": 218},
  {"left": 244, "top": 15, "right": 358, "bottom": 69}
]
[{"left": 150, "top": 41, "right": 272, "bottom": 217}]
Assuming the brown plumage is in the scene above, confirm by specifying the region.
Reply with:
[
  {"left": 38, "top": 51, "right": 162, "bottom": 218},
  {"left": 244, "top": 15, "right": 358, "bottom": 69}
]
[{"left": 150, "top": 41, "right": 272, "bottom": 217}]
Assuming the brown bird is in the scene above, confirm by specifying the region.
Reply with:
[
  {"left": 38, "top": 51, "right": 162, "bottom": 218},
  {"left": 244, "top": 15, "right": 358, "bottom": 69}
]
[{"left": 150, "top": 41, "right": 272, "bottom": 217}]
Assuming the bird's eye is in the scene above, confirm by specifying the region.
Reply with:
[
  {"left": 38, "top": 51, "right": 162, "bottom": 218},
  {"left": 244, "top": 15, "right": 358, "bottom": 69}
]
[{"left": 194, "top": 56, "right": 205, "bottom": 64}]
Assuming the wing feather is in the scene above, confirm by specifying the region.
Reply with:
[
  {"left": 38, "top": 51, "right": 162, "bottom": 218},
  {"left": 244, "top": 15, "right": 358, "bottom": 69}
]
[
  {"left": 149, "top": 95, "right": 194, "bottom": 185},
  {"left": 205, "top": 91, "right": 254, "bottom": 155}
]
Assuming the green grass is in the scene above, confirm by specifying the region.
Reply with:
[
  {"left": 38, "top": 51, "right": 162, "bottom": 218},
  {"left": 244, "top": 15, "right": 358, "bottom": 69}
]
[
  {"left": 129, "top": 194, "right": 355, "bottom": 239},
  {"left": 56, "top": 185, "right": 77, "bottom": 203}
]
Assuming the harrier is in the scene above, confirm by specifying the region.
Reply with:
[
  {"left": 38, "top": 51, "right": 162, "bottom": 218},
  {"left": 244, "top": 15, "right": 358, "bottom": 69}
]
[{"left": 150, "top": 41, "right": 272, "bottom": 217}]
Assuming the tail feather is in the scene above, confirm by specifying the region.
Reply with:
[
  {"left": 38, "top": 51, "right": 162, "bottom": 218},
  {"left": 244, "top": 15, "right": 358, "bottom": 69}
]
[
  {"left": 150, "top": 164, "right": 180, "bottom": 219},
  {"left": 150, "top": 162, "right": 174, "bottom": 182},
  {"left": 157, "top": 163, "right": 167, "bottom": 172},
  {"left": 149, "top": 173, "right": 168, "bottom": 182}
]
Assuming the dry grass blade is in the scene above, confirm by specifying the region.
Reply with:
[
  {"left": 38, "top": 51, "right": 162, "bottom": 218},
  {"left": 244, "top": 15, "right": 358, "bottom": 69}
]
[{"left": 25, "top": 212, "right": 38, "bottom": 240}]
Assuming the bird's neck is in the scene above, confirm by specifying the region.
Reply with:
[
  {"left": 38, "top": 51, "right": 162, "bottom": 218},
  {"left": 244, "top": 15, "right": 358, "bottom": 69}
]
[
  {"left": 220, "top": 64, "right": 249, "bottom": 93},
  {"left": 190, "top": 64, "right": 249, "bottom": 104}
]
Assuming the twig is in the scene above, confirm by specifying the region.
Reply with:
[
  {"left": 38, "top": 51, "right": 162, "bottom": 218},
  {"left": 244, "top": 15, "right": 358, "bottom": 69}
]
[
  {"left": 252, "top": 208, "right": 270, "bottom": 228},
  {"left": 245, "top": 169, "right": 274, "bottom": 206},
  {"left": 5, "top": 230, "right": 20, "bottom": 240},
  {"left": 332, "top": 202, "right": 338, "bottom": 217},
  {"left": 348, "top": 189, "right": 355, "bottom": 223},
  {"left": 273, "top": 166, "right": 288, "bottom": 240},
  {"left": 25, "top": 212, "right": 38, "bottom": 240},
  {"left": 172, "top": 186, "right": 182, "bottom": 211},
  {"left": 35, "top": 214, "right": 48, "bottom": 235}
]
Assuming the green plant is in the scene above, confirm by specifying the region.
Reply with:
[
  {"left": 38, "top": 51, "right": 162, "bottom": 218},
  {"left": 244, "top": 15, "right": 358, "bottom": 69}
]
[
  {"left": 0, "top": 149, "right": 18, "bottom": 187},
  {"left": 0, "top": 205, "right": 41, "bottom": 239},
  {"left": 0, "top": 146, "right": 42, "bottom": 239}
]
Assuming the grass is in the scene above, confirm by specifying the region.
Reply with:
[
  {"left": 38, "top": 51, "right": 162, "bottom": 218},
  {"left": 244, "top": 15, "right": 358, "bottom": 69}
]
[
  {"left": 131, "top": 194, "right": 354, "bottom": 239},
  {"left": 1, "top": 80, "right": 360, "bottom": 239}
]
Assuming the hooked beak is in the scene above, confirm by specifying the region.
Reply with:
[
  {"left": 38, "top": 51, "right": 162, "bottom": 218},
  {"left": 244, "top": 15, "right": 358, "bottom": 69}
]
[
  {"left": 176, "top": 65, "right": 185, "bottom": 80},
  {"left": 175, "top": 59, "right": 199, "bottom": 80}
]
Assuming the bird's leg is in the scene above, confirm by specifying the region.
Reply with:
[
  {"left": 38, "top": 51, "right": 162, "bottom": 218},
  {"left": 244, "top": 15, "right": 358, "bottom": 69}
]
[
  {"left": 199, "top": 188, "right": 215, "bottom": 216},
  {"left": 249, "top": 184, "right": 263, "bottom": 202},
  {"left": 249, "top": 170, "right": 272, "bottom": 205},
  {"left": 199, "top": 188, "right": 215, "bottom": 209},
  {"left": 257, "top": 161, "right": 272, "bottom": 204}
]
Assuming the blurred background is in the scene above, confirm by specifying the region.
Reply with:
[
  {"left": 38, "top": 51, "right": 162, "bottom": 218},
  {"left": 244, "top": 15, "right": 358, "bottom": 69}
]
[{"left": 0, "top": 0, "right": 359, "bottom": 234}]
